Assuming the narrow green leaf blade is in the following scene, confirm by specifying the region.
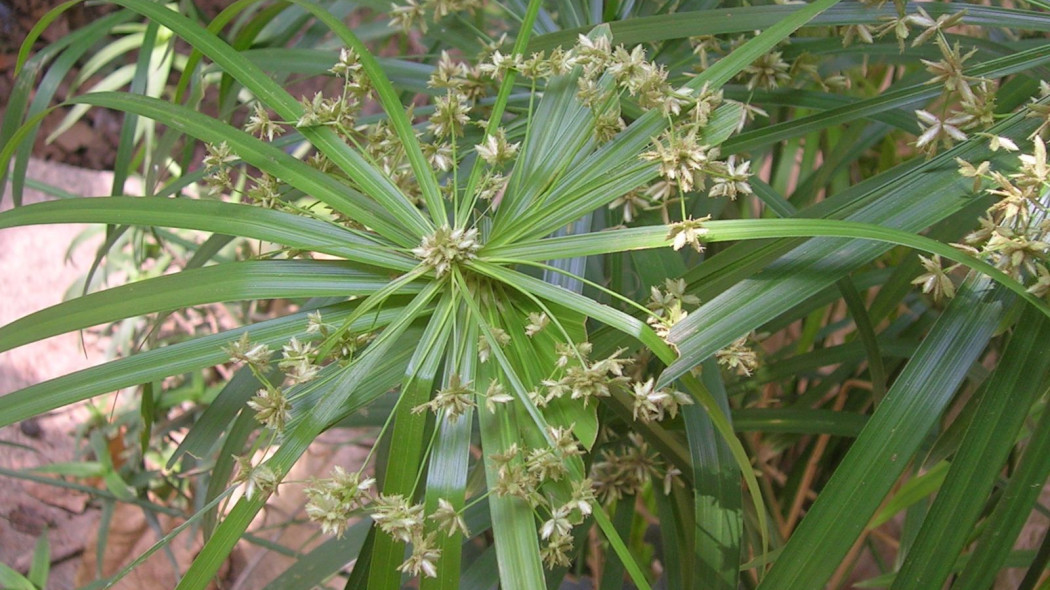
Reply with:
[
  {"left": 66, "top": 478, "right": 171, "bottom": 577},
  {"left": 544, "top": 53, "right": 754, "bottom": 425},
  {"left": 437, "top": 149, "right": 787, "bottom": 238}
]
[
  {"left": 0, "top": 196, "right": 416, "bottom": 270},
  {"left": 953, "top": 390, "right": 1050, "bottom": 590},
  {"left": 0, "top": 260, "right": 416, "bottom": 353},
  {"left": 891, "top": 306, "right": 1050, "bottom": 590},
  {"left": 757, "top": 279, "right": 1008, "bottom": 589},
  {"left": 65, "top": 91, "right": 413, "bottom": 246},
  {"left": 0, "top": 302, "right": 409, "bottom": 429},
  {"left": 686, "top": 358, "right": 742, "bottom": 590}
]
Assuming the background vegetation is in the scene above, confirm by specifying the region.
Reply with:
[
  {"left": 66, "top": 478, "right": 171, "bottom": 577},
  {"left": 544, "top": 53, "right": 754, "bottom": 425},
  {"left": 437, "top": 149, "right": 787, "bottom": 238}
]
[{"left": 1, "top": 0, "right": 1049, "bottom": 588}]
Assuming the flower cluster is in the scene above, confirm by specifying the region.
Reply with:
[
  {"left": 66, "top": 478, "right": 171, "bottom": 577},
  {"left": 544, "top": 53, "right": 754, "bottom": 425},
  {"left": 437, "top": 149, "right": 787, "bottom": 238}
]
[
  {"left": 247, "top": 387, "right": 291, "bottom": 432},
  {"left": 389, "top": 0, "right": 484, "bottom": 34},
  {"left": 716, "top": 334, "right": 760, "bottom": 377},
  {"left": 666, "top": 216, "right": 711, "bottom": 254},
  {"left": 224, "top": 332, "right": 273, "bottom": 372},
  {"left": 950, "top": 134, "right": 1050, "bottom": 297},
  {"left": 540, "top": 347, "right": 631, "bottom": 408},
  {"left": 225, "top": 316, "right": 378, "bottom": 434},
  {"left": 539, "top": 479, "right": 596, "bottom": 568},
  {"left": 413, "top": 373, "right": 476, "bottom": 419},
  {"left": 645, "top": 277, "right": 700, "bottom": 341},
  {"left": 591, "top": 433, "right": 682, "bottom": 502},
  {"left": 304, "top": 466, "right": 377, "bottom": 537},
  {"left": 232, "top": 454, "right": 279, "bottom": 499},
  {"left": 485, "top": 432, "right": 593, "bottom": 569},
  {"left": 630, "top": 378, "right": 693, "bottom": 424},
  {"left": 412, "top": 225, "right": 481, "bottom": 277},
  {"left": 305, "top": 471, "right": 472, "bottom": 579},
  {"left": 477, "top": 327, "right": 510, "bottom": 363}
]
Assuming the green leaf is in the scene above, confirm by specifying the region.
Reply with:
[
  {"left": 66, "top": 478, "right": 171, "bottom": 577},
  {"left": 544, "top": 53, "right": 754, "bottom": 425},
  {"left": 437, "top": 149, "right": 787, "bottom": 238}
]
[
  {"left": 0, "top": 565, "right": 35, "bottom": 590},
  {"left": 598, "top": 495, "right": 636, "bottom": 590},
  {"left": 421, "top": 332, "right": 478, "bottom": 590},
  {"left": 456, "top": 0, "right": 545, "bottom": 227},
  {"left": 0, "top": 260, "right": 415, "bottom": 354},
  {"left": 29, "top": 461, "right": 106, "bottom": 478},
  {"left": 493, "top": 36, "right": 599, "bottom": 230},
  {"left": 953, "top": 396, "right": 1050, "bottom": 589},
  {"left": 60, "top": 91, "right": 413, "bottom": 246},
  {"left": 756, "top": 278, "right": 1009, "bottom": 589},
  {"left": 731, "top": 408, "right": 867, "bottom": 437},
  {"left": 891, "top": 306, "right": 1050, "bottom": 590},
  {"left": 527, "top": 3, "right": 1050, "bottom": 51},
  {"left": 869, "top": 462, "right": 950, "bottom": 530},
  {"left": 368, "top": 295, "right": 454, "bottom": 590},
  {"left": 477, "top": 386, "right": 547, "bottom": 590},
  {"left": 686, "top": 359, "right": 742, "bottom": 590},
  {"left": 28, "top": 532, "right": 50, "bottom": 590},
  {"left": 0, "top": 196, "right": 416, "bottom": 271},
  {"left": 0, "top": 302, "right": 411, "bottom": 429}
]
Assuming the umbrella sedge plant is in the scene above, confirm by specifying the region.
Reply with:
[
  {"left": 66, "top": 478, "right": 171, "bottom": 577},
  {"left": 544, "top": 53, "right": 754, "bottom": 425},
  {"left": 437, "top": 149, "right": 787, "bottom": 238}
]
[{"left": 1, "top": 0, "right": 1050, "bottom": 588}]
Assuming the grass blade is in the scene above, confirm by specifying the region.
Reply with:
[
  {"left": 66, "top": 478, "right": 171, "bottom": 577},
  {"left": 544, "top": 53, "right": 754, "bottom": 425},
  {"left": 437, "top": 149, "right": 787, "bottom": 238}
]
[
  {"left": 63, "top": 91, "right": 413, "bottom": 245},
  {"left": 953, "top": 392, "right": 1050, "bottom": 589},
  {"left": 685, "top": 358, "right": 742, "bottom": 590}
]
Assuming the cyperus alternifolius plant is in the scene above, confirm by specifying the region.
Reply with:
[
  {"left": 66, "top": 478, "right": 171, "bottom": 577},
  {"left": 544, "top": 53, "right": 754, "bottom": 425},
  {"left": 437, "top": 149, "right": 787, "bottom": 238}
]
[{"left": 2, "top": 0, "right": 1050, "bottom": 588}]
